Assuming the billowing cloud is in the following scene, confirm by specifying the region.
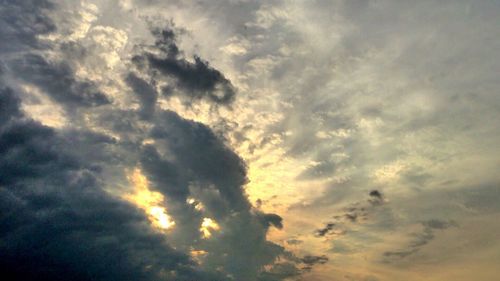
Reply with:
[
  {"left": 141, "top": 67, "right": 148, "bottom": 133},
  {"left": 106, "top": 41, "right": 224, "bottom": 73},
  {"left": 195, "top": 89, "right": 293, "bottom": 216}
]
[
  {"left": 132, "top": 26, "right": 236, "bottom": 105},
  {"left": 0, "top": 1, "right": 326, "bottom": 280},
  {"left": 0, "top": 86, "right": 223, "bottom": 281}
]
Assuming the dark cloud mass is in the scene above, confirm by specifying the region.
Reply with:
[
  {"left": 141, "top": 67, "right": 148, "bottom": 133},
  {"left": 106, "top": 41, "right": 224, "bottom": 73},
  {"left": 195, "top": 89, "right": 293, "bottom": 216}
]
[
  {"left": 0, "top": 0, "right": 56, "bottom": 53},
  {"left": 139, "top": 110, "right": 295, "bottom": 280},
  {"left": 0, "top": 1, "right": 322, "bottom": 280},
  {"left": 0, "top": 86, "right": 221, "bottom": 281},
  {"left": 126, "top": 72, "right": 158, "bottom": 119},
  {"left": 133, "top": 26, "right": 236, "bottom": 105}
]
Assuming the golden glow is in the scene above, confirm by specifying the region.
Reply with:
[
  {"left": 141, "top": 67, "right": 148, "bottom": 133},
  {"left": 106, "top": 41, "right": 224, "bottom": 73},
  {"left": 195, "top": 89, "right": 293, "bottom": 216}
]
[
  {"left": 190, "top": 249, "right": 208, "bottom": 264},
  {"left": 190, "top": 249, "right": 208, "bottom": 256},
  {"left": 125, "top": 168, "right": 175, "bottom": 230},
  {"left": 200, "top": 218, "right": 220, "bottom": 238},
  {"left": 186, "top": 197, "right": 205, "bottom": 211}
]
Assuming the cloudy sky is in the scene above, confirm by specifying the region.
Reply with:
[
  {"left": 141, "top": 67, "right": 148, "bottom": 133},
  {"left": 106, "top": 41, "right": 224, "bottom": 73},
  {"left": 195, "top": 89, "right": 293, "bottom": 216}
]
[{"left": 1, "top": 0, "right": 499, "bottom": 280}]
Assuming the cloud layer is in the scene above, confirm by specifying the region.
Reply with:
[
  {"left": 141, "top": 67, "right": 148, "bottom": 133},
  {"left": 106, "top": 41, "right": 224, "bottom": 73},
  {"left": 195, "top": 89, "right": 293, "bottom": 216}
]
[
  {"left": 1, "top": 1, "right": 499, "bottom": 281},
  {"left": 0, "top": 1, "right": 315, "bottom": 280}
]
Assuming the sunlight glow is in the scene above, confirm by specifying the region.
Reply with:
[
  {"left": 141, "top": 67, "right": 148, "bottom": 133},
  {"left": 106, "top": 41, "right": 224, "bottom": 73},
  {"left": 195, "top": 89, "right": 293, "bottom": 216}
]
[
  {"left": 200, "top": 217, "right": 220, "bottom": 238},
  {"left": 187, "top": 197, "right": 205, "bottom": 211},
  {"left": 125, "top": 168, "right": 175, "bottom": 230}
]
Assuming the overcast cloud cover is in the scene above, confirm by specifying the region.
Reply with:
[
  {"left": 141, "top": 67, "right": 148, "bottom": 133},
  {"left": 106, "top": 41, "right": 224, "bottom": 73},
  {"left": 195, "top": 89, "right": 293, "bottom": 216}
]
[{"left": 0, "top": 0, "right": 499, "bottom": 280}]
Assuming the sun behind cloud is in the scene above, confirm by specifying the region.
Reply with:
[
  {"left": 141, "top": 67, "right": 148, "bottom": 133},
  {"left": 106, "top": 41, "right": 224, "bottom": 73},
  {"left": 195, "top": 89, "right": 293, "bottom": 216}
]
[{"left": 125, "top": 168, "right": 175, "bottom": 230}]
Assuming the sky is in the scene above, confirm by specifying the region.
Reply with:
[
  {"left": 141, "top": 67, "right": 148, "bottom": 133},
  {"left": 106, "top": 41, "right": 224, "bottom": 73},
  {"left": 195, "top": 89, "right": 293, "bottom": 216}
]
[{"left": 0, "top": 0, "right": 499, "bottom": 280}]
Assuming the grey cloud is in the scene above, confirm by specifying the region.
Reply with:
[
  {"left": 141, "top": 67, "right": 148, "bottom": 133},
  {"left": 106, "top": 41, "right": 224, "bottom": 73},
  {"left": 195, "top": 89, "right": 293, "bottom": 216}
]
[
  {"left": 0, "top": 86, "right": 225, "bottom": 281},
  {"left": 257, "top": 254, "right": 329, "bottom": 281},
  {"left": 134, "top": 26, "right": 236, "bottom": 105},
  {"left": 345, "top": 213, "right": 359, "bottom": 222},
  {"left": 258, "top": 213, "right": 284, "bottom": 229},
  {"left": 295, "top": 254, "right": 329, "bottom": 275},
  {"left": 314, "top": 190, "right": 386, "bottom": 238},
  {"left": 11, "top": 54, "right": 110, "bottom": 107},
  {"left": 256, "top": 0, "right": 500, "bottom": 233},
  {"left": 399, "top": 167, "right": 433, "bottom": 187},
  {"left": 146, "top": 110, "right": 250, "bottom": 211},
  {"left": 422, "top": 219, "right": 457, "bottom": 230},
  {"left": 461, "top": 184, "right": 500, "bottom": 213},
  {"left": 315, "top": 223, "right": 335, "bottom": 237},
  {"left": 301, "top": 255, "right": 329, "bottom": 266},
  {"left": 0, "top": 0, "right": 56, "bottom": 53},
  {"left": 0, "top": 1, "right": 109, "bottom": 108},
  {"left": 368, "top": 190, "right": 384, "bottom": 206},
  {"left": 125, "top": 72, "right": 158, "bottom": 120},
  {"left": 0, "top": 87, "right": 22, "bottom": 124},
  {"left": 383, "top": 219, "right": 457, "bottom": 261},
  {"left": 0, "top": 118, "right": 75, "bottom": 185},
  {"left": 134, "top": 105, "right": 325, "bottom": 280},
  {"left": 120, "top": 0, "right": 500, "bottom": 278},
  {"left": 139, "top": 110, "right": 294, "bottom": 280},
  {"left": 383, "top": 249, "right": 418, "bottom": 259},
  {"left": 0, "top": 1, "right": 374, "bottom": 280},
  {"left": 369, "top": 190, "right": 382, "bottom": 199},
  {"left": 330, "top": 240, "right": 355, "bottom": 255}
]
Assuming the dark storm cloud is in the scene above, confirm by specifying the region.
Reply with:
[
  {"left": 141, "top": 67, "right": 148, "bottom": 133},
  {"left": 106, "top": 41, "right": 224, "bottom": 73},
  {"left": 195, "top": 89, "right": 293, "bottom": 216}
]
[
  {"left": 132, "top": 103, "right": 324, "bottom": 280},
  {"left": 138, "top": 110, "right": 300, "bottom": 280},
  {"left": 0, "top": 0, "right": 56, "bottom": 53},
  {"left": 146, "top": 110, "right": 250, "bottom": 212},
  {"left": 0, "top": 2, "right": 328, "bottom": 279},
  {"left": 383, "top": 219, "right": 457, "bottom": 260},
  {"left": 0, "top": 86, "right": 226, "bottom": 281},
  {"left": 91, "top": 106, "right": 295, "bottom": 280},
  {"left": 0, "top": 87, "right": 22, "bottom": 123},
  {"left": 0, "top": 118, "right": 75, "bottom": 185},
  {"left": 11, "top": 54, "right": 110, "bottom": 107},
  {"left": 103, "top": 21, "right": 315, "bottom": 280},
  {"left": 133, "top": 27, "right": 236, "bottom": 105},
  {"left": 126, "top": 72, "right": 158, "bottom": 119}
]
